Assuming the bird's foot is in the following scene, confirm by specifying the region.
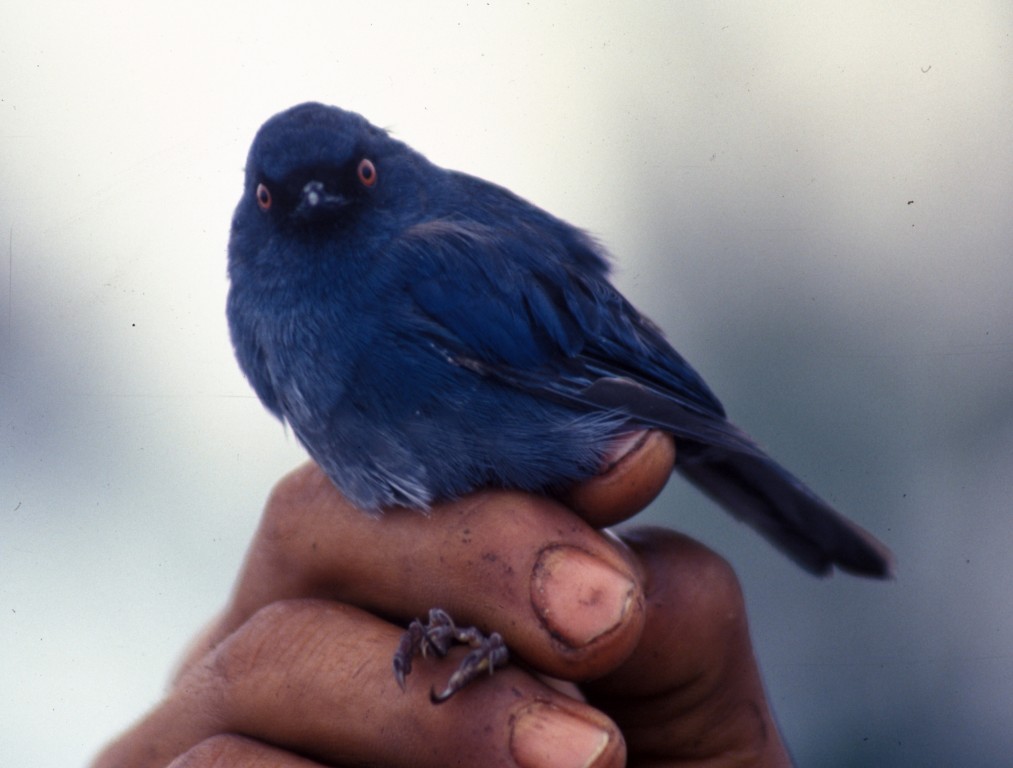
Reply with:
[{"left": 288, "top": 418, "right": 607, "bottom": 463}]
[{"left": 393, "top": 607, "right": 509, "bottom": 703}]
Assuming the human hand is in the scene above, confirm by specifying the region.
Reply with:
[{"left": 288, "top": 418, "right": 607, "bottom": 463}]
[{"left": 92, "top": 431, "right": 790, "bottom": 767}]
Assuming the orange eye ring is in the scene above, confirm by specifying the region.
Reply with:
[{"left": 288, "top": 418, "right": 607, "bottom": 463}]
[
  {"left": 357, "top": 158, "right": 377, "bottom": 188},
  {"left": 255, "top": 183, "right": 272, "bottom": 211}
]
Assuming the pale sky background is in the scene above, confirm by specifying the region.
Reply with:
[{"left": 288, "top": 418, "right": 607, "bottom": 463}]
[{"left": 2, "top": 2, "right": 1011, "bottom": 765}]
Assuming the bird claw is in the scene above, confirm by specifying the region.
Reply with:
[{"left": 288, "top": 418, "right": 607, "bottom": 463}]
[{"left": 392, "top": 607, "right": 509, "bottom": 703}]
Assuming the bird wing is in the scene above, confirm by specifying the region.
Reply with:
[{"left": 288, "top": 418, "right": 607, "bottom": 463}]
[
  {"left": 396, "top": 216, "right": 891, "bottom": 578},
  {"left": 397, "top": 217, "right": 760, "bottom": 456}
]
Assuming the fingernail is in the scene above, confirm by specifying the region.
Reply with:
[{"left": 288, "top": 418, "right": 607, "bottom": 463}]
[
  {"left": 600, "top": 430, "right": 649, "bottom": 472},
  {"left": 531, "top": 545, "right": 636, "bottom": 647},
  {"left": 511, "top": 702, "right": 614, "bottom": 768}
]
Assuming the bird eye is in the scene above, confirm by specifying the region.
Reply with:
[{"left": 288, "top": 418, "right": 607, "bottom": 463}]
[
  {"left": 357, "top": 158, "right": 377, "bottom": 188},
  {"left": 255, "top": 183, "right": 272, "bottom": 211}
]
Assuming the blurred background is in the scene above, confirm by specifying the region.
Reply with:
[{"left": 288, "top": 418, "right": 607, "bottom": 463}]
[{"left": 2, "top": 2, "right": 1010, "bottom": 765}]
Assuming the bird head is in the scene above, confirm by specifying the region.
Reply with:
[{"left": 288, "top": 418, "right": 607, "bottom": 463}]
[{"left": 229, "top": 102, "right": 423, "bottom": 262}]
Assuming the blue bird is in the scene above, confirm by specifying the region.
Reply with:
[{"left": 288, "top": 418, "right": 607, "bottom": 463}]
[{"left": 227, "top": 102, "right": 891, "bottom": 696}]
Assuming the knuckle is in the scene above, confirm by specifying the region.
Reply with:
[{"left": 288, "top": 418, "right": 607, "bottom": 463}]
[
  {"left": 260, "top": 464, "right": 325, "bottom": 544},
  {"left": 254, "top": 464, "right": 352, "bottom": 577},
  {"left": 205, "top": 600, "right": 325, "bottom": 706},
  {"left": 686, "top": 546, "right": 745, "bottom": 623},
  {"left": 257, "top": 462, "right": 361, "bottom": 556}
]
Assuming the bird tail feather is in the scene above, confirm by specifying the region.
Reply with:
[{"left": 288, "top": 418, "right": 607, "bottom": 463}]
[{"left": 677, "top": 448, "right": 893, "bottom": 577}]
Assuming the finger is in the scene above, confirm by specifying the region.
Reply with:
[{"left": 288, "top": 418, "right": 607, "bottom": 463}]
[
  {"left": 173, "top": 431, "right": 671, "bottom": 683},
  {"left": 99, "top": 600, "right": 626, "bottom": 768},
  {"left": 209, "top": 467, "right": 647, "bottom": 683},
  {"left": 583, "top": 527, "right": 791, "bottom": 765},
  {"left": 562, "top": 430, "right": 676, "bottom": 528},
  {"left": 166, "top": 734, "right": 326, "bottom": 768}
]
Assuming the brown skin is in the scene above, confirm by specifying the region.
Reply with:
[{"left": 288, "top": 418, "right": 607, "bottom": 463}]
[{"left": 93, "top": 432, "right": 791, "bottom": 767}]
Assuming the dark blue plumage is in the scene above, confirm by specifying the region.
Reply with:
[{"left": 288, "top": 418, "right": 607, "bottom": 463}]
[{"left": 228, "top": 102, "right": 890, "bottom": 578}]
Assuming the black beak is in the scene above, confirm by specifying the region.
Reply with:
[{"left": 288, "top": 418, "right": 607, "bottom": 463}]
[{"left": 296, "top": 180, "right": 347, "bottom": 217}]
